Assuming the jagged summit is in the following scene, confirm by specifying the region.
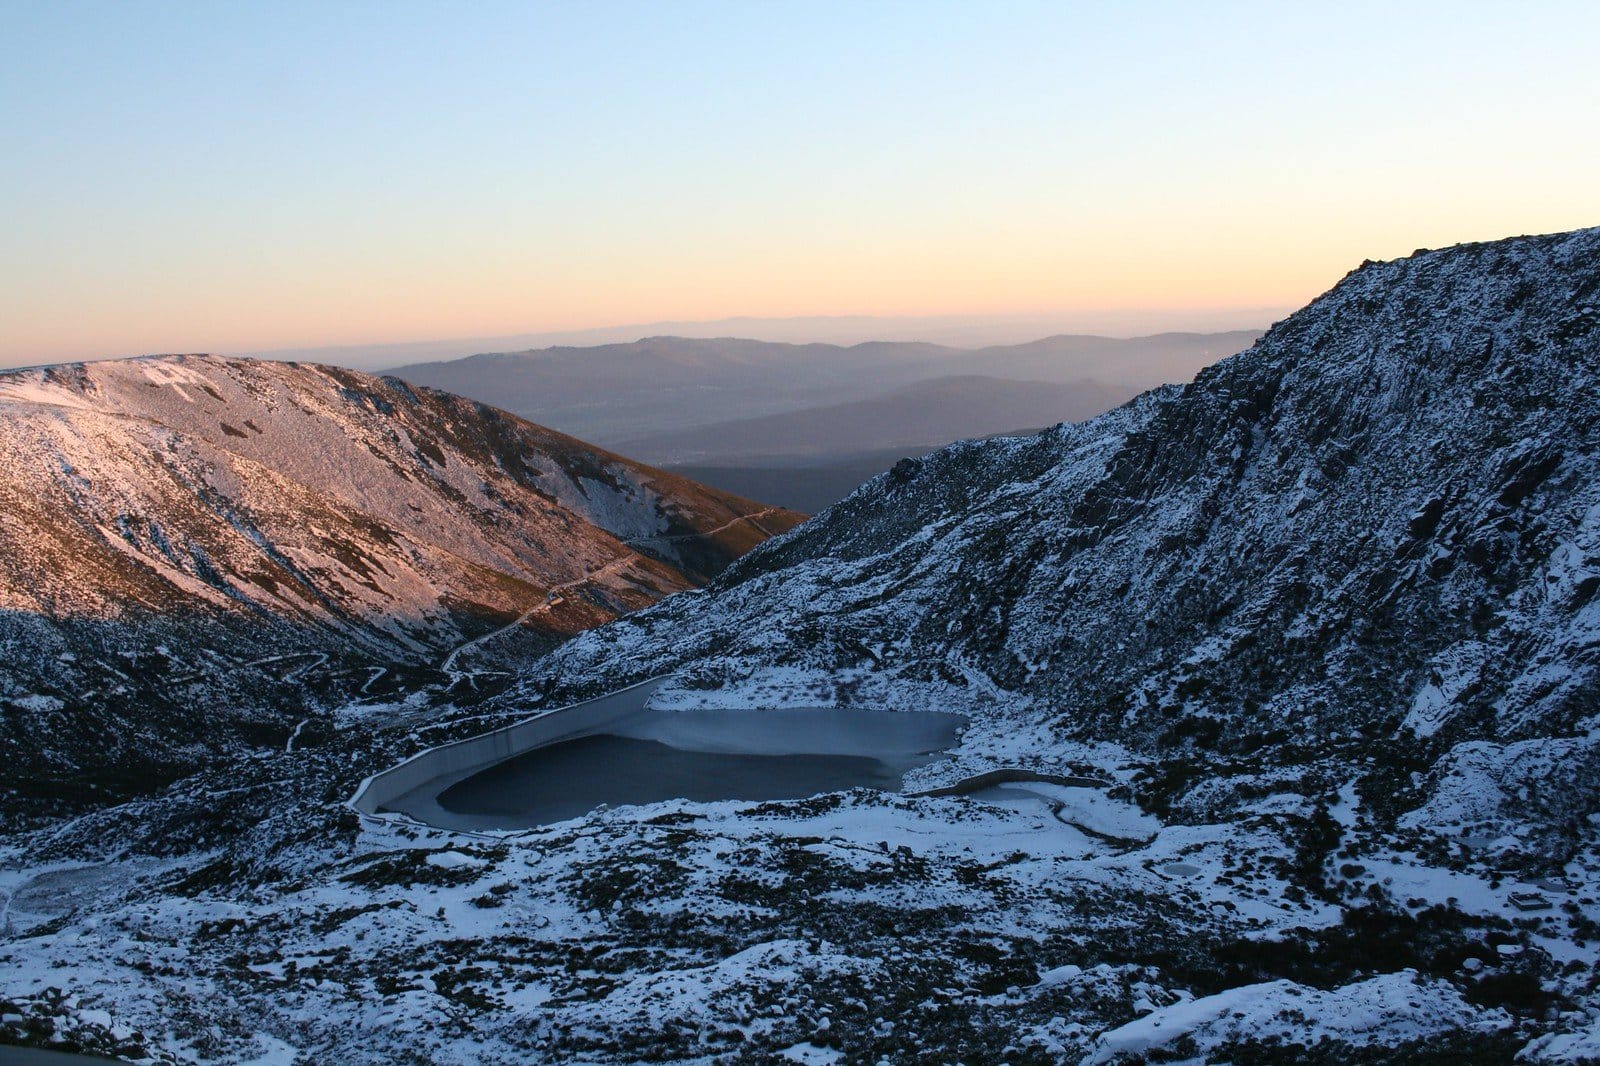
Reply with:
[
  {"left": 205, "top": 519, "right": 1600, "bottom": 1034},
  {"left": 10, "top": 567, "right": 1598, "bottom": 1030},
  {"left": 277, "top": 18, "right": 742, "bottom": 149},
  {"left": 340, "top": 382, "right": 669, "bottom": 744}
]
[{"left": 0, "top": 353, "right": 802, "bottom": 793}]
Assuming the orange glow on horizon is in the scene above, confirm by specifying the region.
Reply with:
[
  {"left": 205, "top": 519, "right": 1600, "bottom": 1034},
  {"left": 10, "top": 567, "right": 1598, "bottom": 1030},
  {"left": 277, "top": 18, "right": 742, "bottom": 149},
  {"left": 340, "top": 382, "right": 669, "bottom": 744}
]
[{"left": 11, "top": 205, "right": 1595, "bottom": 364}]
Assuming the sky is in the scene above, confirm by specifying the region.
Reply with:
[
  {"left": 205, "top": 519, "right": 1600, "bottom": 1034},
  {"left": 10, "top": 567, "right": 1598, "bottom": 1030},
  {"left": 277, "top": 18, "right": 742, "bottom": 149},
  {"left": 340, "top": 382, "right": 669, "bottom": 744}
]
[{"left": 2, "top": 1, "right": 1597, "bottom": 366}]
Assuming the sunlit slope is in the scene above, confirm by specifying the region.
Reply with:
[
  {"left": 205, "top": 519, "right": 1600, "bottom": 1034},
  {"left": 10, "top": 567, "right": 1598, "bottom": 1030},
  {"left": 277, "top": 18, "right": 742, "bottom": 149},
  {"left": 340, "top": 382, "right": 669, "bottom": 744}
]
[{"left": 0, "top": 354, "right": 802, "bottom": 792}]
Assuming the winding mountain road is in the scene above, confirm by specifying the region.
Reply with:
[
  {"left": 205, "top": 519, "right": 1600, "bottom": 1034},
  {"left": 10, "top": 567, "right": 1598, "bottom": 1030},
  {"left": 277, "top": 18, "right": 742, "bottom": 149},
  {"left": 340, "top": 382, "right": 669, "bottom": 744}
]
[
  {"left": 437, "top": 508, "right": 787, "bottom": 674},
  {"left": 438, "top": 554, "right": 637, "bottom": 672},
  {"left": 623, "top": 507, "right": 785, "bottom": 548}
]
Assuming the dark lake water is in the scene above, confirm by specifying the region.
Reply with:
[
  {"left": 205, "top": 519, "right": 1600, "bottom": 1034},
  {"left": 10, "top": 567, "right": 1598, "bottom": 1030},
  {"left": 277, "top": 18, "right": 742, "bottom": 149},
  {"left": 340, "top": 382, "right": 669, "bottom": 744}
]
[
  {"left": 438, "top": 733, "right": 905, "bottom": 825},
  {"left": 379, "top": 701, "right": 965, "bottom": 830}
]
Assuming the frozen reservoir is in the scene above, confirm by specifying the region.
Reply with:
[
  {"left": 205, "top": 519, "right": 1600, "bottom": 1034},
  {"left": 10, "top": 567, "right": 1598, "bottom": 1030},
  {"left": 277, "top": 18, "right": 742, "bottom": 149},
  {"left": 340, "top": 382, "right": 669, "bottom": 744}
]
[{"left": 359, "top": 681, "right": 965, "bottom": 831}]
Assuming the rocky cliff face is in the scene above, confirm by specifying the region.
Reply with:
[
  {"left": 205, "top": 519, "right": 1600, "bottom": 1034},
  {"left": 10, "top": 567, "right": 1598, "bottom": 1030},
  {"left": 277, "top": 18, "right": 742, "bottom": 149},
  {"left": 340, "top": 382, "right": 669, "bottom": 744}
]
[{"left": 0, "top": 355, "right": 801, "bottom": 798}]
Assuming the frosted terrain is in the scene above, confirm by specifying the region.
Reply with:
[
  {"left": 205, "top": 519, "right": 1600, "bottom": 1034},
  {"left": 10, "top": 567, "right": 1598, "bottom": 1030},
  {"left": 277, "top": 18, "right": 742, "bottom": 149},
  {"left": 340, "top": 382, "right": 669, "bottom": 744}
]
[{"left": 3, "top": 229, "right": 1599, "bottom": 1062}]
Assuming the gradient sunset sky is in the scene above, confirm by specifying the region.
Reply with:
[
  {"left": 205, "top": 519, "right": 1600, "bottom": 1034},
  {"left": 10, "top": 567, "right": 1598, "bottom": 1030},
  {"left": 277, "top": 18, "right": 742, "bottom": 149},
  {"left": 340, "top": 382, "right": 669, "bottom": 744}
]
[{"left": 3, "top": 1, "right": 1596, "bottom": 366}]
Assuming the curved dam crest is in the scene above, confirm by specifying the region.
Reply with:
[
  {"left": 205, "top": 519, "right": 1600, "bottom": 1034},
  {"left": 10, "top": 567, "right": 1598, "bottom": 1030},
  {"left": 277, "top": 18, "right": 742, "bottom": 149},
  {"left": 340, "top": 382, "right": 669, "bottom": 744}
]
[{"left": 353, "top": 680, "right": 967, "bottom": 832}]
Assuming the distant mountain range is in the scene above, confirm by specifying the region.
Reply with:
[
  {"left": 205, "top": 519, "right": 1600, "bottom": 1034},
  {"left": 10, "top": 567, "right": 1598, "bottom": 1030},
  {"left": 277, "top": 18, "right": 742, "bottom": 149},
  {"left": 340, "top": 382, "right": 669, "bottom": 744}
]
[
  {"left": 390, "top": 331, "right": 1260, "bottom": 509},
  {"left": 389, "top": 332, "right": 1259, "bottom": 446},
  {"left": 0, "top": 355, "right": 799, "bottom": 800},
  {"left": 232, "top": 311, "right": 1283, "bottom": 371}
]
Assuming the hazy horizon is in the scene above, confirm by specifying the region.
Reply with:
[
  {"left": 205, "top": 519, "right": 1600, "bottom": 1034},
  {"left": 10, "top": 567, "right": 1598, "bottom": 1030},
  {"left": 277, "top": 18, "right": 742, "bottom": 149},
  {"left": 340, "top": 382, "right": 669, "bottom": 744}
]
[
  {"left": 4, "top": 2, "right": 1596, "bottom": 367},
  {"left": 0, "top": 312, "right": 1274, "bottom": 375},
  {"left": 240, "top": 309, "right": 1280, "bottom": 373}
]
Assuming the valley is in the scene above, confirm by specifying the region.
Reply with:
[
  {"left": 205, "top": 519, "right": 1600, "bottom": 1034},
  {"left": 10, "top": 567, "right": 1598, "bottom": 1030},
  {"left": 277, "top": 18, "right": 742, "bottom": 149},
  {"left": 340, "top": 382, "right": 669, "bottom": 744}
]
[
  {"left": 2, "top": 229, "right": 1597, "bottom": 1062},
  {"left": 389, "top": 333, "right": 1258, "bottom": 512}
]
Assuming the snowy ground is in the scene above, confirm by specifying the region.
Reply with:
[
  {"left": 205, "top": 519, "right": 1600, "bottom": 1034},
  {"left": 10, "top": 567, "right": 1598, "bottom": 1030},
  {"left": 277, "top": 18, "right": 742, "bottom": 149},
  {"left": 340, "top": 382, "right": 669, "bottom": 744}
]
[{"left": 2, "top": 674, "right": 1596, "bottom": 1063}]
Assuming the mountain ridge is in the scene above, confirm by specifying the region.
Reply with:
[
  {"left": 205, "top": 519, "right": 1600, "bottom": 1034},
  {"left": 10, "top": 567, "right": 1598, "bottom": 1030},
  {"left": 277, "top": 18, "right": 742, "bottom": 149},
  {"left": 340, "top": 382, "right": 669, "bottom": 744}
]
[
  {"left": 387, "top": 331, "right": 1261, "bottom": 447},
  {"left": 0, "top": 353, "right": 802, "bottom": 799}
]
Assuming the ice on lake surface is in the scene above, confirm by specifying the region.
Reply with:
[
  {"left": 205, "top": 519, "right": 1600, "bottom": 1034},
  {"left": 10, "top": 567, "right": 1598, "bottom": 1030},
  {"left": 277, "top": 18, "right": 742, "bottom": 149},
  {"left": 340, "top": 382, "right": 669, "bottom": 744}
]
[
  {"left": 379, "top": 696, "right": 966, "bottom": 831},
  {"left": 439, "top": 734, "right": 906, "bottom": 825}
]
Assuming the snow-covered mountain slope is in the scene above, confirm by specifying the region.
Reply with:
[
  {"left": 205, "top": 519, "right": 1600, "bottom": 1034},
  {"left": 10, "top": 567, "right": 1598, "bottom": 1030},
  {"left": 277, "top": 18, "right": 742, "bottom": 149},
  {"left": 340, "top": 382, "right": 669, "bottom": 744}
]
[{"left": 0, "top": 355, "right": 801, "bottom": 798}]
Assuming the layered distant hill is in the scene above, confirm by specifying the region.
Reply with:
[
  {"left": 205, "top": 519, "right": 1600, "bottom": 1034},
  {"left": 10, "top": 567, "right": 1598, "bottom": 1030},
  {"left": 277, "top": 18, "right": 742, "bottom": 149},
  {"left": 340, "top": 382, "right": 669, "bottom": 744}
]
[
  {"left": 0, "top": 355, "right": 801, "bottom": 797},
  {"left": 390, "top": 331, "right": 1259, "bottom": 511},
  {"left": 238, "top": 312, "right": 1280, "bottom": 371},
  {"left": 389, "top": 331, "right": 1260, "bottom": 449}
]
